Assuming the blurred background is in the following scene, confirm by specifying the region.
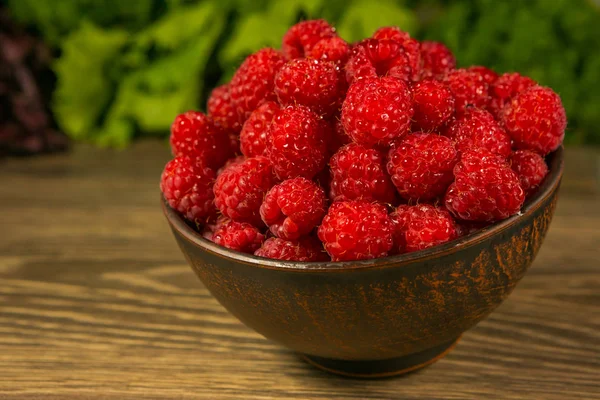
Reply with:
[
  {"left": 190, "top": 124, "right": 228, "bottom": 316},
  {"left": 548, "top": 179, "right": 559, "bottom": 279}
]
[{"left": 1, "top": 0, "right": 599, "bottom": 157}]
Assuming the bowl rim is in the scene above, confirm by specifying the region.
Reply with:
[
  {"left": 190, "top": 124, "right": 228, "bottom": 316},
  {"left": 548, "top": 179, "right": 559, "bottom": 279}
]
[{"left": 163, "top": 147, "right": 564, "bottom": 273}]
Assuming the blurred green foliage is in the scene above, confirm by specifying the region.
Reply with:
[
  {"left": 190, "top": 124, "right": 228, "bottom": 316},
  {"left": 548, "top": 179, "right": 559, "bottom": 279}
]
[{"left": 8, "top": 0, "right": 600, "bottom": 146}]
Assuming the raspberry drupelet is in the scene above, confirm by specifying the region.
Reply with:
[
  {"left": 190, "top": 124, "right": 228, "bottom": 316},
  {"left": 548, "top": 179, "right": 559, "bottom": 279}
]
[
  {"left": 310, "top": 36, "right": 350, "bottom": 65},
  {"left": 390, "top": 204, "right": 459, "bottom": 253},
  {"left": 345, "top": 38, "right": 412, "bottom": 84},
  {"left": 267, "top": 105, "right": 328, "bottom": 180},
  {"left": 282, "top": 19, "right": 337, "bottom": 59},
  {"left": 509, "top": 150, "right": 549, "bottom": 197},
  {"left": 169, "top": 111, "right": 233, "bottom": 170},
  {"left": 488, "top": 72, "right": 536, "bottom": 119},
  {"left": 213, "top": 156, "right": 278, "bottom": 227},
  {"left": 341, "top": 76, "right": 414, "bottom": 148},
  {"left": 254, "top": 237, "right": 329, "bottom": 261},
  {"left": 445, "top": 148, "right": 525, "bottom": 222},
  {"left": 467, "top": 66, "right": 498, "bottom": 85},
  {"left": 330, "top": 143, "right": 398, "bottom": 204},
  {"left": 411, "top": 79, "right": 455, "bottom": 132},
  {"left": 160, "top": 156, "right": 216, "bottom": 226},
  {"left": 444, "top": 108, "right": 512, "bottom": 158},
  {"left": 420, "top": 41, "right": 456, "bottom": 80},
  {"left": 239, "top": 101, "right": 279, "bottom": 158},
  {"left": 229, "top": 48, "right": 286, "bottom": 120},
  {"left": 318, "top": 200, "right": 394, "bottom": 262},
  {"left": 387, "top": 133, "right": 458, "bottom": 202},
  {"left": 501, "top": 85, "right": 567, "bottom": 155},
  {"left": 260, "top": 177, "right": 327, "bottom": 240},
  {"left": 212, "top": 220, "right": 266, "bottom": 253},
  {"left": 275, "top": 58, "right": 344, "bottom": 116},
  {"left": 207, "top": 84, "right": 242, "bottom": 134}
]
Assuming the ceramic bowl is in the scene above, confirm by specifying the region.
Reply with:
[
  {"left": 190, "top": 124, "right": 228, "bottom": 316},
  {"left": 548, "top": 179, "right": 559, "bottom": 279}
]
[{"left": 162, "top": 148, "right": 563, "bottom": 378}]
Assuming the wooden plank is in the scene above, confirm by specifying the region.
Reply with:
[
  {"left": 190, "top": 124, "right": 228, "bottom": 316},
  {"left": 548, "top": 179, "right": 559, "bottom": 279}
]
[{"left": 0, "top": 141, "right": 598, "bottom": 399}]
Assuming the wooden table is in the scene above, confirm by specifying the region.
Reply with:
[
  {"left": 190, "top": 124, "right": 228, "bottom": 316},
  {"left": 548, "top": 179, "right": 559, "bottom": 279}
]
[{"left": 1, "top": 141, "right": 599, "bottom": 399}]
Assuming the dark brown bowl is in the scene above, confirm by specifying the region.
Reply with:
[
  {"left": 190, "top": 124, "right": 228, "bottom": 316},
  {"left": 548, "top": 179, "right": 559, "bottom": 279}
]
[{"left": 162, "top": 148, "right": 563, "bottom": 378}]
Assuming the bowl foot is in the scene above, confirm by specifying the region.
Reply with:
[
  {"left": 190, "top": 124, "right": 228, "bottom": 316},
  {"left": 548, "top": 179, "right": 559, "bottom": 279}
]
[{"left": 301, "top": 336, "right": 461, "bottom": 378}]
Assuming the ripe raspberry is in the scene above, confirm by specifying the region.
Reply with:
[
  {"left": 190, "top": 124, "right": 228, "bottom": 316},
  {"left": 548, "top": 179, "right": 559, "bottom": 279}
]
[
  {"left": 341, "top": 76, "right": 414, "bottom": 148},
  {"left": 412, "top": 79, "right": 455, "bottom": 131},
  {"left": 254, "top": 237, "right": 329, "bottom": 261},
  {"left": 467, "top": 65, "right": 498, "bottom": 85},
  {"left": 372, "top": 27, "right": 421, "bottom": 81},
  {"left": 169, "top": 111, "right": 233, "bottom": 169},
  {"left": 230, "top": 48, "right": 286, "bottom": 120},
  {"left": 318, "top": 200, "right": 393, "bottom": 261},
  {"left": 207, "top": 84, "right": 242, "bottom": 134},
  {"left": 444, "top": 68, "right": 491, "bottom": 115},
  {"left": 274, "top": 58, "right": 344, "bottom": 116},
  {"left": 445, "top": 148, "right": 525, "bottom": 222},
  {"left": 501, "top": 85, "right": 566, "bottom": 155},
  {"left": 444, "top": 108, "right": 511, "bottom": 158},
  {"left": 345, "top": 39, "right": 412, "bottom": 83},
  {"left": 310, "top": 36, "right": 350, "bottom": 65},
  {"left": 282, "top": 19, "right": 336, "bottom": 59},
  {"left": 330, "top": 143, "right": 398, "bottom": 204},
  {"left": 420, "top": 41, "right": 456, "bottom": 80},
  {"left": 212, "top": 220, "right": 266, "bottom": 253},
  {"left": 509, "top": 150, "right": 549, "bottom": 197},
  {"left": 387, "top": 133, "right": 458, "bottom": 201},
  {"left": 267, "top": 105, "right": 328, "bottom": 180},
  {"left": 217, "top": 155, "right": 245, "bottom": 176},
  {"left": 239, "top": 101, "right": 279, "bottom": 158},
  {"left": 489, "top": 73, "right": 536, "bottom": 118},
  {"left": 327, "top": 118, "right": 352, "bottom": 155},
  {"left": 160, "top": 156, "right": 216, "bottom": 226},
  {"left": 213, "top": 156, "right": 278, "bottom": 226},
  {"left": 201, "top": 215, "right": 229, "bottom": 242},
  {"left": 260, "top": 177, "right": 327, "bottom": 240},
  {"left": 390, "top": 204, "right": 458, "bottom": 253}
]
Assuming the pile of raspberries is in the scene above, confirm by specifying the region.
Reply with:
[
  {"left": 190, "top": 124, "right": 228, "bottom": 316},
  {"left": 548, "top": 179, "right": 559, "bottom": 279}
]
[{"left": 161, "top": 20, "right": 566, "bottom": 262}]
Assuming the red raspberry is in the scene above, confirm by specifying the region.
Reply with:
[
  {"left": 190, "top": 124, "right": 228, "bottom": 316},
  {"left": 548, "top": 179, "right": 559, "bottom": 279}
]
[
  {"left": 267, "top": 105, "right": 328, "bottom": 180},
  {"left": 201, "top": 215, "right": 229, "bottom": 242},
  {"left": 501, "top": 85, "right": 566, "bottom": 155},
  {"left": 420, "top": 41, "right": 456, "bottom": 80},
  {"left": 387, "top": 133, "right": 458, "bottom": 201},
  {"left": 282, "top": 19, "right": 336, "bottom": 59},
  {"left": 275, "top": 58, "right": 344, "bottom": 116},
  {"left": 169, "top": 111, "right": 232, "bottom": 170},
  {"left": 213, "top": 156, "right": 278, "bottom": 226},
  {"left": 260, "top": 177, "right": 327, "bottom": 240},
  {"left": 254, "top": 237, "right": 329, "bottom": 262},
  {"left": 390, "top": 204, "right": 458, "bottom": 253},
  {"left": 330, "top": 143, "right": 398, "bottom": 204},
  {"left": 160, "top": 156, "right": 216, "bottom": 226},
  {"left": 207, "top": 84, "right": 242, "bottom": 134},
  {"left": 327, "top": 118, "right": 352, "bottom": 155},
  {"left": 372, "top": 27, "right": 421, "bottom": 81},
  {"left": 341, "top": 76, "right": 414, "bottom": 148},
  {"left": 444, "top": 68, "right": 491, "bottom": 115},
  {"left": 444, "top": 108, "right": 511, "bottom": 158},
  {"left": 212, "top": 220, "right": 266, "bottom": 253},
  {"left": 217, "top": 155, "right": 245, "bottom": 176},
  {"left": 239, "top": 101, "right": 279, "bottom": 158},
  {"left": 412, "top": 79, "right": 455, "bottom": 131},
  {"left": 489, "top": 73, "right": 536, "bottom": 118},
  {"left": 467, "top": 65, "right": 498, "bottom": 85},
  {"left": 318, "top": 200, "right": 393, "bottom": 261},
  {"left": 509, "top": 150, "right": 549, "bottom": 197},
  {"left": 445, "top": 148, "right": 525, "bottom": 222},
  {"left": 345, "top": 39, "right": 412, "bottom": 84},
  {"left": 230, "top": 48, "right": 286, "bottom": 120},
  {"left": 310, "top": 36, "right": 350, "bottom": 65}
]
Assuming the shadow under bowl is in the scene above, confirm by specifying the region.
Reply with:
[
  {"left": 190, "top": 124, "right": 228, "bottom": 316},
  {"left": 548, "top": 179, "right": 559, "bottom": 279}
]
[{"left": 162, "top": 148, "right": 563, "bottom": 378}]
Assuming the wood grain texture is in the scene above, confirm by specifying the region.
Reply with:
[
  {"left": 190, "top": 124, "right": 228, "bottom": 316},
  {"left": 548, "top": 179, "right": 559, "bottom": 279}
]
[{"left": 0, "top": 141, "right": 599, "bottom": 400}]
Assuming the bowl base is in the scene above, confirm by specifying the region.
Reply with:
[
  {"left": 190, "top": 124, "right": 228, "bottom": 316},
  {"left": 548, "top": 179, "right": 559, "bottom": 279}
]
[{"left": 301, "top": 336, "right": 461, "bottom": 378}]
